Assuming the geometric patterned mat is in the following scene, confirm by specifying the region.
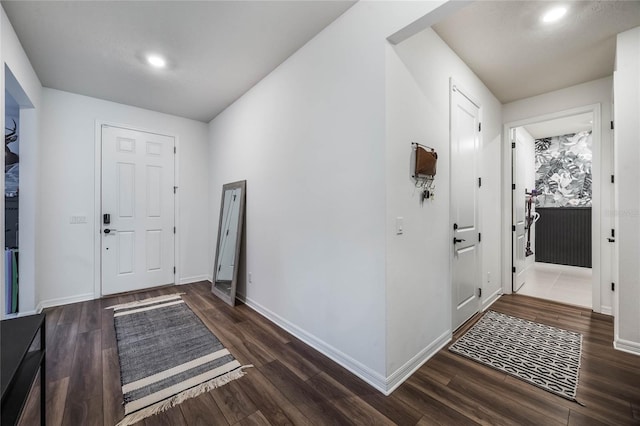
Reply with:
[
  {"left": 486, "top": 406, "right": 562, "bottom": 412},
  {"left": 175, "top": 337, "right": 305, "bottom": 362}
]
[{"left": 449, "top": 310, "right": 582, "bottom": 402}]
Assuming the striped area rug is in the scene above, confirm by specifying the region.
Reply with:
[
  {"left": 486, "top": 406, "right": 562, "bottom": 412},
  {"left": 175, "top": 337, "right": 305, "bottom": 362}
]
[
  {"left": 109, "top": 294, "right": 250, "bottom": 425},
  {"left": 449, "top": 310, "right": 582, "bottom": 402}
]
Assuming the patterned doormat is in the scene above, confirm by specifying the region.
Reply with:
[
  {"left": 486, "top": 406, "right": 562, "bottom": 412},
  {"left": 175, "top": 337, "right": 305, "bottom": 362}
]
[
  {"left": 109, "top": 294, "right": 251, "bottom": 425},
  {"left": 449, "top": 310, "right": 582, "bottom": 402}
]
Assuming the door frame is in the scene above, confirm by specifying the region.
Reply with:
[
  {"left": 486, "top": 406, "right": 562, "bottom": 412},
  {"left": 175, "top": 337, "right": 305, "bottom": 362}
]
[
  {"left": 93, "top": 120, "right": 179, "bottom": 298},
  {"left": 449, "top": 78, "right": 482, "bottom": 330},
  {"left": 501, "top": 103, "right": 603, "bottom": 312}
]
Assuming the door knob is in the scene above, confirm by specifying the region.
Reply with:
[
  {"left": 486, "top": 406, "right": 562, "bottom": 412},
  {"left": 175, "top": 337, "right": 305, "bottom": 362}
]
[
  {"left": 104, "top": 228, "right": 117, "bottom": 234},
  {"left": 453, "top": 237, "right": 466, "bottom": 244}
]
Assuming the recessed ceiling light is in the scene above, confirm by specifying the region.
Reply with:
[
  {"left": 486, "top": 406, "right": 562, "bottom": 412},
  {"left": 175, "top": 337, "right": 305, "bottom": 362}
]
[
  {"left": 146, "top": 54, "right": 167, "bottom": 68},
  {"left": 542, "top": 6, "right": 567, "bottom": 23}
]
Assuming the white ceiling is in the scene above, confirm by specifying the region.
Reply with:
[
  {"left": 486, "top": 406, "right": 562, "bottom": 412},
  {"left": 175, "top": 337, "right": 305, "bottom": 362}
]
[
  {"left": 433, "top": 1, "right": 640, "bottom": 104},
  {"left": 1, "top": 1, "right": 355, "bottom": 122},
  {"left": 523, "top": 112, "right": 592, "bottom": 139}
]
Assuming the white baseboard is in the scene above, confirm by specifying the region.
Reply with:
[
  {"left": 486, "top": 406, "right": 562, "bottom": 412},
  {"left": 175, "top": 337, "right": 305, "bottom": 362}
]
[
  {"left": 482, "top": 287, "right": 502, "bottom": 311},
  {"left": 384, "top": 331, "right": 451, "bottom": 395},
  {"left": 179, "top": 275, "right": 210, "bottom": 285},
  {"left": 3, "top": 309, "right": 38, "bottom": 319},
  {"left": 599, "top": 305, "right": 613, "bottom": 316},
  {"left": 37, "top": 292, "right": 95, "bottom": 311},
  {"left": 236, "top": 292, "right": 388, "bottom": 393},
  {"left": 614, "top": 337, "right": 640, "bottom": 356}
]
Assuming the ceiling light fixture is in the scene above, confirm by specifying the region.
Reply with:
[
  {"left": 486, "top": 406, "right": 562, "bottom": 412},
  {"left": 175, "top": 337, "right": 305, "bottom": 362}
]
[
  {"left": 542, "top": 6, "right": 568, "bottom": 23},
  {"left": 146, "top": 54, "right": 167, "bottom": 68}
]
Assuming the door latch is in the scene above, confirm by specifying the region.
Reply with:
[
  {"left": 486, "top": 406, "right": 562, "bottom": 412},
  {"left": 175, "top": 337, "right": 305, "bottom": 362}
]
[{"left": 453, "top": 237, "right": 466, "bottom": 244}]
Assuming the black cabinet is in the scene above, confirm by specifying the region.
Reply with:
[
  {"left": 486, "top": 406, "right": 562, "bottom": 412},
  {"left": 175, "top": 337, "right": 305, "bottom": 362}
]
[{"left": 1, "top": 313, "right": 46, "bottom": 425}]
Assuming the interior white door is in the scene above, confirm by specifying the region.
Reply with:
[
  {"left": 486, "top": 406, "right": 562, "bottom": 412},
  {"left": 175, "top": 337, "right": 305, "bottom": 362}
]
[
  {"left": 216, "top": 188, "right": 241, "bottom": 281},
  {"left": 512, "top": 128, "right": 527, "bottom": 292},
  {"left": 101, "top": 125, "right": 175, "bottom": 295},
  {"left": 451, "top": 84, "right": 481, "bottom": 331}
]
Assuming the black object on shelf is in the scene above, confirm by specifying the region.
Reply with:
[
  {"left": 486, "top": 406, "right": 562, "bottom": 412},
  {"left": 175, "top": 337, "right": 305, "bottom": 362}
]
[{"left": 1, "top": 313, "right": 46, "bottom": 426}]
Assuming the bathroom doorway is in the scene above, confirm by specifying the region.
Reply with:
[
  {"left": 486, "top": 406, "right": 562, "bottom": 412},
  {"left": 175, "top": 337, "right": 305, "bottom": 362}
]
[{"left": 510, "top": 107, "right": 602, "bottom": 309}]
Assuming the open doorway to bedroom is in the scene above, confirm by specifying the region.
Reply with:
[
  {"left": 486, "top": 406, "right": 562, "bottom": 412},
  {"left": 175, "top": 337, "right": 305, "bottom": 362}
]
[{"left": 510, "top": 108, "right": 599, "bottom": 309}]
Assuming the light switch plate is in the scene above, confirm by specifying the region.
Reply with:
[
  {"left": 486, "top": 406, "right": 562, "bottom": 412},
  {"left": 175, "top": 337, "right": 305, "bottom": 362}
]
[{"left": 70, "top": 215, "right": 87, "bottom": 224}]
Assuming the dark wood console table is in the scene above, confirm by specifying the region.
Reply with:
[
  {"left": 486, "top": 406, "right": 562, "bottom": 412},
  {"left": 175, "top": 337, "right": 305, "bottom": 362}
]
[{"left": 1, "top": 313, "right": 46, "bottom": 425}]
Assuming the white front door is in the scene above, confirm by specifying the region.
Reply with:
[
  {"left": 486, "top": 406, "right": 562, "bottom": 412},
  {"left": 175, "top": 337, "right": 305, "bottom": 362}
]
[
  {"left": 451, "top": 84, "right": 481, "bottom": 330},
  {"left": 512, "top": 128, "right": 527, "bottom": 292},
  {"left": 101, "top": 125, "right": 175, "bottom": 295}
]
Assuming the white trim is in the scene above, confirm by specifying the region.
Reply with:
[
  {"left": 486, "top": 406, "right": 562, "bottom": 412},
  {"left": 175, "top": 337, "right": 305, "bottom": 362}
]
[
  {"left": 236, "top": 292, "right": 388, "bottom": 393},
  {"left": 613, "top": 338, "right": 640, "bottom": 356},
  {"left": 174, "top": 134, "right": 181, "bottom": 287},
  {"left": 37, "top": 292, "right": 95, "bottom": 311},
  {"left": 179, "top": 275, "right": 210, "bottom": 285},
  {"left": 93, "top": 121, "right": 179, "bottom": 298},
  {"left": 384, "top": 331, "right": 451, "bottom": 395},
  {"left": 502, "top": 104, "right": 604, "bottom": 313},
  {"left": 600, "top": 305, "right": 613, "bottom": 316},
  {"left": 481, "top": 287, "right": 503, "bottom": 311}
]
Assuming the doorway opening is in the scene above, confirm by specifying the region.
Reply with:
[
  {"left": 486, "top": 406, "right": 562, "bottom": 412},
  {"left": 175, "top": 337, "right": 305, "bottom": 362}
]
[
  {"left": 3, "top": 65, "right": 36, "bottom": 318},
  {"left": 509, "top": 107, "right": 601, "bottom": 309}
]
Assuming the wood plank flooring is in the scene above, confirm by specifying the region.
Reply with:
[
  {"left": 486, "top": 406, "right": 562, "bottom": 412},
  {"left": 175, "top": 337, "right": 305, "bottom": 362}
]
[{"left": 23, "top": 283, "right": 640, "bottom": 425}]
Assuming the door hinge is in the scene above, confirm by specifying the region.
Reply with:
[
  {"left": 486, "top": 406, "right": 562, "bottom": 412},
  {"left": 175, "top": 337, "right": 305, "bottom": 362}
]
[
  {"left": 611, "top": 175, "right": 615, "bottom": 184},
  {"left": 478, "top": 288, "right": 482, "bottom": 297},
  {"left": 512, "top": 225, "right": 516, "bottom": 232},
  {"left": 512, "top": 266, "right": 516, "bottom": 273},
  {"left": 226, "top": 229, "right": 229, "bottom": 236},
  {"left": 512, "top": 183, "right": 516, "bottom": 190},
  {"left": 174, "top": 146, "right": 177, "bottom": 154},
  {"left": 173, "top": 226, "right": 176, "bottom": 234},
  {"left": 611, "top": 282, "right": 615, "bottom": 291},
  {"left": 511, "top": 142, "right": 516, "bottom": 149},
  {"left": 611, "top": 229, "right": 615, "bottom": 238},
  {"left": 478, "top": 122, "right": 482, "bottom": 132},
  {"left": 478, "top": 177, "right": 482, "bottom": 187},
  {"left": 173, "top": 266, "right": 176, "bottom": 274},
  {"left": 478, "top": 232, "right": 481, "bottom": 242},
  {"left": 174, "top": 186, "right": 178, "bottom": 194},
  {"left": 610, "top": 121, "right": 614, "bottom": 130}
]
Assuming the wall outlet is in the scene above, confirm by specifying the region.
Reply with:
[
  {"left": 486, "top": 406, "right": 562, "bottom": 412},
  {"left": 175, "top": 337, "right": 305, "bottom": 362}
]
[
  {"left": 248, "top": 272, "right": 252, "bottom": 283},
  {"left": 396, "top": 217, "right": 404, "bottom": 235}
]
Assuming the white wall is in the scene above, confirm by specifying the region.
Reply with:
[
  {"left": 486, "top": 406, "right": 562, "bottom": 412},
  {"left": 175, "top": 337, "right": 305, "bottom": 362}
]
[
  {"left": 384, "top": 28, "right": 502, "bottom": 386},
  {"left": 515, "top": 127, "right": 536, "bottom": 270},
  {"left": 503, "top": 77, "right": 614, "bottom": 313},
  {"left": 614, "top": 26, "right": 640, "bottom": 355},
  {"left": 207, "top": 1, "right": 447, "bottom": 391},
  {"left": 1, "top": 6, "right": 42, "bottom": 316},
  {"left": 38, "top": 88, "right": 210, "bottom": 307}
]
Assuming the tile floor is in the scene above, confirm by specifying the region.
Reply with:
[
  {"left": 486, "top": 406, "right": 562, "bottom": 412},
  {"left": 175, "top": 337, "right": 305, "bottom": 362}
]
[{"left": 516, "top": 262, "right": 592, "bottom": 308}]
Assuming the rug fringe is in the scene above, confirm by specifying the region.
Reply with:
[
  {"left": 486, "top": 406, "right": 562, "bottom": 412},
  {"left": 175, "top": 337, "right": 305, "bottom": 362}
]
[
  {"left": 116, "top": 366, "right": 251, "bottom": 426},
  {"left": 105, "top": 293, "right": 185, "bottom": 310}
]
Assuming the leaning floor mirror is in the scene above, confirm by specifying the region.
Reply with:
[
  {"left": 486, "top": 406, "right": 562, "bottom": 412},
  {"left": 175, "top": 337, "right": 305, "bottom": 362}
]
[{"left": 212, "top": 180, "right": 246, "bottom": 306}]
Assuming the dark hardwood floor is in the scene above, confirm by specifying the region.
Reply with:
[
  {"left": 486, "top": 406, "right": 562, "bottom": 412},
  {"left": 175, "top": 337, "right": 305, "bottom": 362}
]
[{"left": 20, "top": 282, "right": 640, "bottom": 425}]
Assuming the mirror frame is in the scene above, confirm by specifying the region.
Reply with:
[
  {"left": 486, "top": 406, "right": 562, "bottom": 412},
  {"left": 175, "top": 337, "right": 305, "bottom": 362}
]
[{"left": 211, "top": 180, "right": 246, "bottom": 306}]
